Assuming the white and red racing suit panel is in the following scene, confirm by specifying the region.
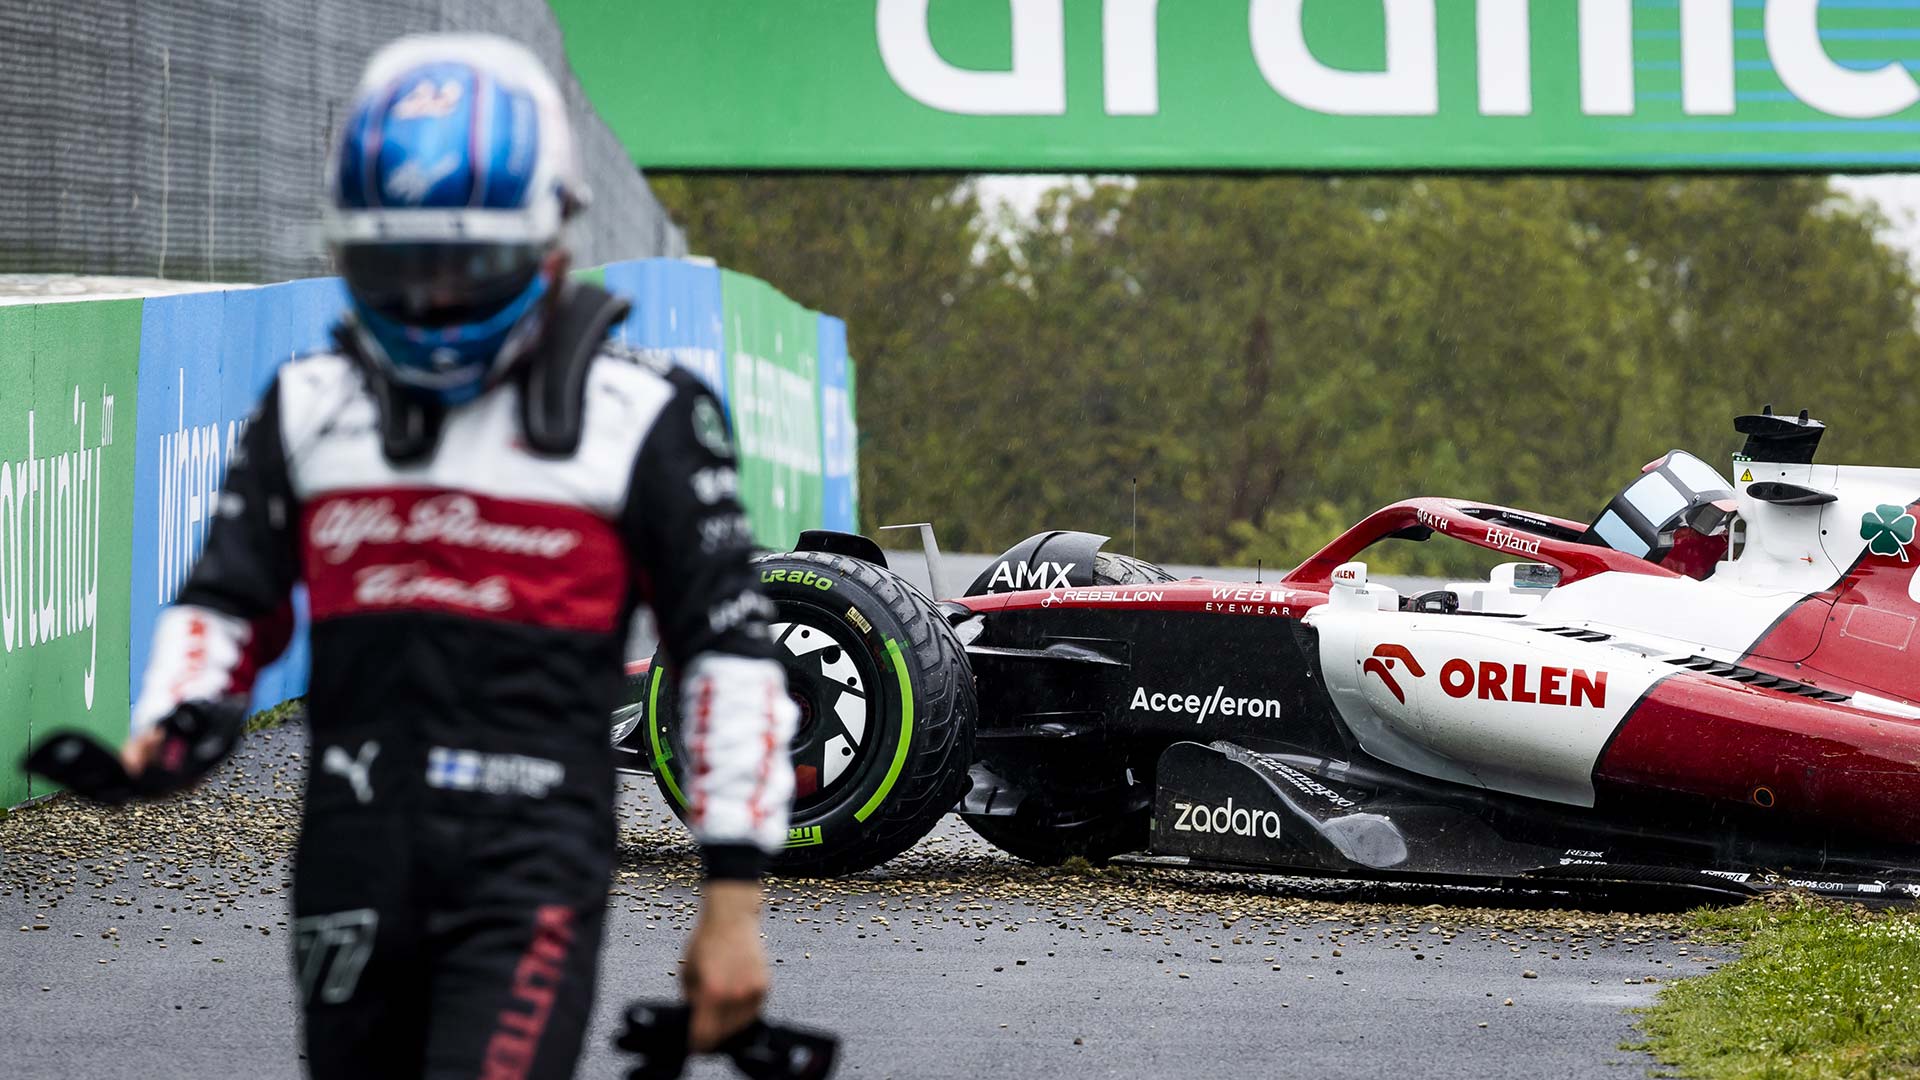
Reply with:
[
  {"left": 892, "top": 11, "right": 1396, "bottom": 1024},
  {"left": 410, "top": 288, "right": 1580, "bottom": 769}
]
[{"left": 130, "top": 347, "right": 797, "bottom": 874}]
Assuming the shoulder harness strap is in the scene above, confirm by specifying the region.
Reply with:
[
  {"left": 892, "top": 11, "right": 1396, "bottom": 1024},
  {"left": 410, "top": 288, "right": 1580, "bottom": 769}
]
[
  {"left": 518, "top": 282, "right": 631, "bottom": 456},
  {"left": 331, "top": 325, "right": 446, "bottom": 465}
]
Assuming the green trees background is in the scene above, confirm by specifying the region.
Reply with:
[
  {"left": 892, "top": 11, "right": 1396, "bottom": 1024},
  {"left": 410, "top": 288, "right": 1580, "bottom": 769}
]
[{"left": 649, "top": 175, "right": 1920, "bottom": 575}]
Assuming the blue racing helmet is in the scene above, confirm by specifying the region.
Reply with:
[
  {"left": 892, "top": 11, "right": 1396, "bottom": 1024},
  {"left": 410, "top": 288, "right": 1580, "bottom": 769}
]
[{"left": 323, "top": 35, "right": 586, "bottom": 406}]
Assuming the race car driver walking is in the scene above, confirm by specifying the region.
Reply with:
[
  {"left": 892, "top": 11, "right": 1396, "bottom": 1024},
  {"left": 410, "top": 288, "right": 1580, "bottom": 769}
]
[{"left": 116, "top": 34, "right": 798, "bottom": 1079}]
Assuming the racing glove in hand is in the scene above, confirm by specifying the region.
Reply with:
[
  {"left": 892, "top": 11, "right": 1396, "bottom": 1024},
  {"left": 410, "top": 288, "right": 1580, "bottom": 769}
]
[
  {"left": 25, "top": 697, "right": 249, "bottom": 805},
  {"left": 615, "top": 999, "right": 838, "bottom": 1080}
]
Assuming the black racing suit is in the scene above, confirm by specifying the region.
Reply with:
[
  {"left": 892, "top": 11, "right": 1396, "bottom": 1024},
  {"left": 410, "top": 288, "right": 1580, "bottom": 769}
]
[{"left": 131, "top": 323, "right": 797, "bottom": 1079}]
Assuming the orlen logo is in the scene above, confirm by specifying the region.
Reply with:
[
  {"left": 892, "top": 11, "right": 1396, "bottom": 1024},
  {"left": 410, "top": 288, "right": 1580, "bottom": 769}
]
[
  {"left": 1364, "top": 643, "right": 1609, "bottom": 708},
  {"left": 1361, "top": 644, "right": 1423, "bottom": 704}
]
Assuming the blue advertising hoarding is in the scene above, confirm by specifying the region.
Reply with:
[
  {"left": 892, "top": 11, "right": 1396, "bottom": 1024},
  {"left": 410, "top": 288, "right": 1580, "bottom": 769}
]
[
  {"left": 128, "top": 277, "right": 346, "bottom": 710},
  {"left": 818, "top": 315, "right": 859, "bottom": 534},
  {"left": 603, "top": 258, "right": 730, "bottom": 404}
]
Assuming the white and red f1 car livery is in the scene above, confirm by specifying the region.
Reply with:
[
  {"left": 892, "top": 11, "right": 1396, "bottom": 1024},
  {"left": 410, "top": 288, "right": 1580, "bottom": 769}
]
[{"left": 624, "top": 409, "right": 1920, "bottom": 900}]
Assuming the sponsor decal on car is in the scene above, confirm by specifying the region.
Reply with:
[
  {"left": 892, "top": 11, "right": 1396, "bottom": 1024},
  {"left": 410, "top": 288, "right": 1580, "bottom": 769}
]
[
  {"left": 1038, "top": 587, "right": 1165, "bottom": 607},
  {"left": 1172, "top": 797, "right": 1284, "bottom": 839},
  {"left": 987, "top": 560, "right": 1076, "bottom": 590},
  {"left": 1861, "top": 504, "right": 1917, "bottom": 563},
  {"left": 1439, "top": 658, "right": 1607, "bottom": 707},
  {"left": 1361, "top": 644, "right": 1423, "bottom": 704},
  {"left": 1362, "top": 643, "right": 1609, "bottom": 708},
  {"left": 1415, "top": 508, "right": 1450, "bottom": 533},
  {"left": 1783, "top": 877, "right": 1886, "bottom": 894},
  {"left": 1203, "top": 585, "right": 1295, "bottom": 617},
  {"left": 1249, "top": 758, "right": 1357, "bottom": 809},
  {"left": 1485, "top": 526, "right": 1542, "bottom": 556},
  {"left": 1130, "top": 685, "right": 1282, "bottom": 723}
]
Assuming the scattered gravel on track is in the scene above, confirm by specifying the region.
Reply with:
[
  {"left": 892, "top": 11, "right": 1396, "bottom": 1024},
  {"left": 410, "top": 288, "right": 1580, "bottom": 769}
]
[{"left": 4, "top": 725, "right": 1693, "bottom": 958}]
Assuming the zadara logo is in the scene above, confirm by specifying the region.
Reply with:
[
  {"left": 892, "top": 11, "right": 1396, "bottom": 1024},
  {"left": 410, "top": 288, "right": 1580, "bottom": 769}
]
[
  {"left": 1172, "top": 798, "right": 1283, "bottom": 839},
  {"left": 1362, "top": 643, "right": 1610, "bottom": 709}
]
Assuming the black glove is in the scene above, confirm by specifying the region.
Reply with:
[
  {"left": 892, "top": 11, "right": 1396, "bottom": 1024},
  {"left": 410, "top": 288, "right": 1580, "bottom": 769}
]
[
  {"left": 24, "top": 698, "right": 248, "bottom": 804},
  {"left": 616, "top": 1000, "right": 838, "bottom": 1080}
]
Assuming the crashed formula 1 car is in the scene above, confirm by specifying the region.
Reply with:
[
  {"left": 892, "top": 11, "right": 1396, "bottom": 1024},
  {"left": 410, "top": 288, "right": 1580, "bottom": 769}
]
[{"left": 615, "top": 410, "right": 1920, "bottom": 901}]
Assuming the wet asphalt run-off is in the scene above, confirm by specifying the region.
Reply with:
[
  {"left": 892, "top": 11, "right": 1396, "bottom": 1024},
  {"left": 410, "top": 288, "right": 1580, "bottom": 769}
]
[{"left": 1, "top": 725, "right": 1724, "bottom": 1079}]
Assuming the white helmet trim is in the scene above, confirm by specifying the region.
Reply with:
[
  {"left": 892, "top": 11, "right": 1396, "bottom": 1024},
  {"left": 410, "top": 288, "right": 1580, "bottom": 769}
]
[{"left": 323, "top": 33, "right": 584, "bottom": 253}]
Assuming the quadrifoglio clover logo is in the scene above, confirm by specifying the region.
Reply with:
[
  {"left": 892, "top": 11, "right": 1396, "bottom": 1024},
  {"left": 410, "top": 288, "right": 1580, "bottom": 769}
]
[{"left": 1861, "top": 504, "right": 1918, "bottom": 563}]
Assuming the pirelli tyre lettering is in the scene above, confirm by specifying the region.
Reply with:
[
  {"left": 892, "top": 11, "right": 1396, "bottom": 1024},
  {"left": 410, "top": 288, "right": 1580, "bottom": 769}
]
[{"left": 761, "top": 567, "right": 835, "bottom": 591}]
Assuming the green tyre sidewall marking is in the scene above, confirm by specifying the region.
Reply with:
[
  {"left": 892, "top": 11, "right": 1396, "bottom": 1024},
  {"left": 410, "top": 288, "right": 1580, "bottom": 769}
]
[
  {"left": 854, "top": 638, "right": 914, "bottom": 823},
  {"left": 648, "top": 665, "right": 688, "bottom": 808}
]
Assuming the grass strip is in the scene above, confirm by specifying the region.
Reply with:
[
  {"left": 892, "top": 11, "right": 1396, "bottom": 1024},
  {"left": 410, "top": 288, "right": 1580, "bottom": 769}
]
[
  {"left": 1638, "top": 893, "right": 1920, "bottom": 1079},
  {"left": 245, "top": 697, "right": 306, "bottom": 733}
]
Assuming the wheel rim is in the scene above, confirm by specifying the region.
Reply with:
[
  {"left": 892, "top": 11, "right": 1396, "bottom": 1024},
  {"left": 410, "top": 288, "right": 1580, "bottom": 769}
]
[
  {"left": 609, "top": 701, "right": 645, "bottom": 747},
  {"left": 771, "top": 605, "right": 884, "bottom": 816}
]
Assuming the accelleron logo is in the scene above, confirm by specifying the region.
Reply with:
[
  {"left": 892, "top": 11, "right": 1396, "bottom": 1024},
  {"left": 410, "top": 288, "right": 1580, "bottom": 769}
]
[{"left": 1130, "top": 685, "right": 1282, "bottom": 724}]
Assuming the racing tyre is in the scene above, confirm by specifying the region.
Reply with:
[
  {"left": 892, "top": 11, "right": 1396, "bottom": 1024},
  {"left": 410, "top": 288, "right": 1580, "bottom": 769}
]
[
  {"left": 644, "top": 550, "right": 976, "bottom": 876},
  {"left": 959, "top": 549, "right": 1167, "bottom": 865}
]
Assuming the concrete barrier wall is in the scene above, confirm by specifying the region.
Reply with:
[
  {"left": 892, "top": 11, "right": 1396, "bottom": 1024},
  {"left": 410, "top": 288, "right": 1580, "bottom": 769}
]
[
  {"left": 2, "top": 260, "right": 857, "bottom": 805},
  {"left": 1, "top": 0, "right": 685, "bottom": 281}
]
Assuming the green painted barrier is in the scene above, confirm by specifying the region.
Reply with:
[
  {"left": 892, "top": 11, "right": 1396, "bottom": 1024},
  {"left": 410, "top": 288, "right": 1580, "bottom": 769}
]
[
  {"left": 722, "top": 270, "right": 826, "bottom": 546},
  {"left": 552, "top": 0, "right": 1920, "bottom": 172},
  {"left": 0, "top": 260, "right": 858, "bottom": 808},
  {"left": 0, "top": 301, "right": 141, "bottom": 805}
]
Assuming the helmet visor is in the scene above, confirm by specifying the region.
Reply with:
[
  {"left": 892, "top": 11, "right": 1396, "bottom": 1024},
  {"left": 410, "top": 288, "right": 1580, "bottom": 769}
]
[{"left": 337, "top": 242, "right": 546, "bottom": 328}]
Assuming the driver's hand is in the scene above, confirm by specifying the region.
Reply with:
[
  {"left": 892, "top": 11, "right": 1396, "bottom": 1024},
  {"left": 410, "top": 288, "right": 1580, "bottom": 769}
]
[
  {"left": 119, "top": 728, "right": 166, "bottom": 777},
  {"left": 682, "top": 879, "right": 769, "bottom": 1051}
]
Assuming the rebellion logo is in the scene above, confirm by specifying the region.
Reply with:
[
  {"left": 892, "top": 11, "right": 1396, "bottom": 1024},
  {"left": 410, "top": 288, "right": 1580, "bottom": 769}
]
[{"left": 1363, "top": 643, "right": 1609, "bottom": 708}]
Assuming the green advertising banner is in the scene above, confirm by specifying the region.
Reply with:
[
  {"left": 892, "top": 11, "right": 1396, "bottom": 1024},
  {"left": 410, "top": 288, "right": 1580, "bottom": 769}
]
[
  {"left": 551, "top": 0, "right": 1920, "bottom": 171},
  {"left": 0, "top": 301, "right": 139, "bottom": 805},
  {"left": 721, "top": 271, "right": 826, "bottom": 547}
]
